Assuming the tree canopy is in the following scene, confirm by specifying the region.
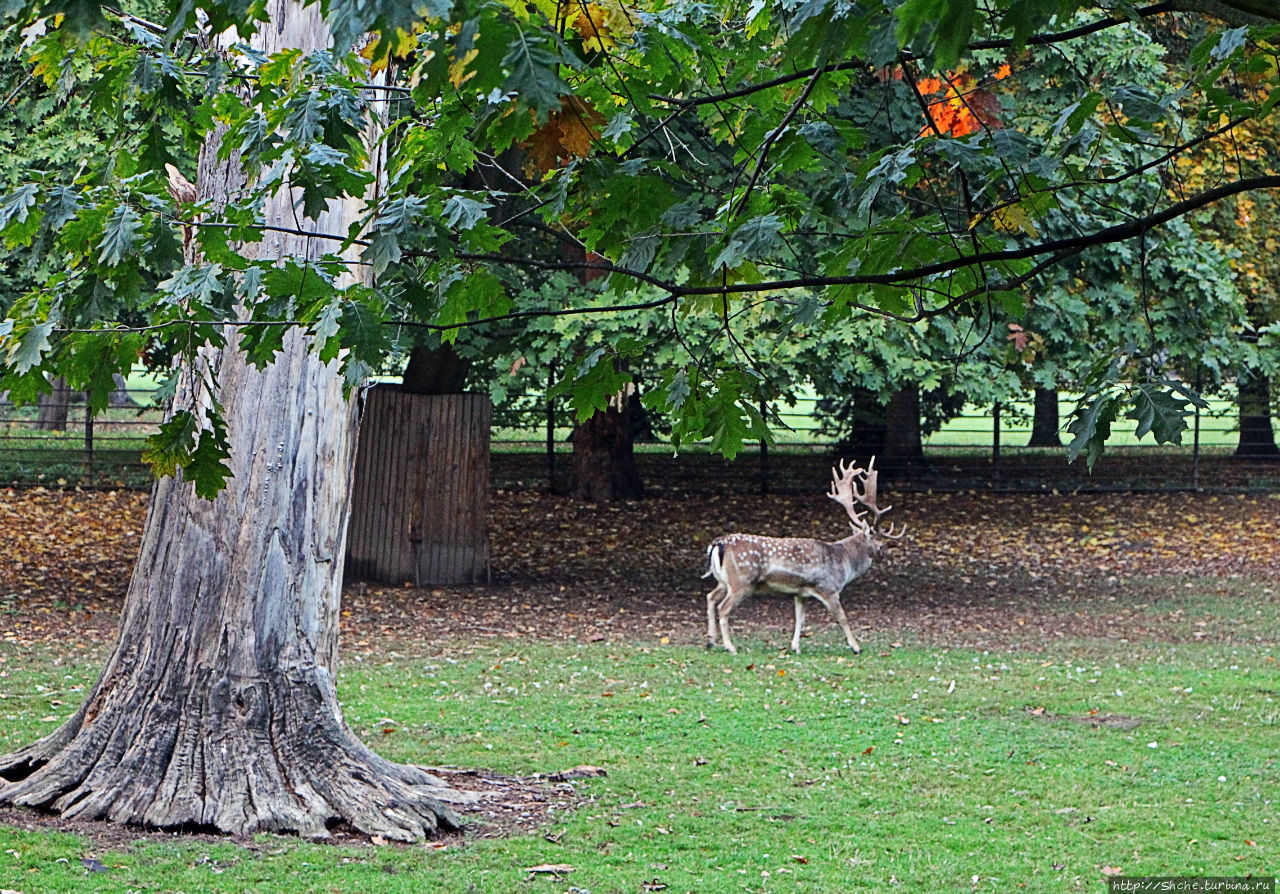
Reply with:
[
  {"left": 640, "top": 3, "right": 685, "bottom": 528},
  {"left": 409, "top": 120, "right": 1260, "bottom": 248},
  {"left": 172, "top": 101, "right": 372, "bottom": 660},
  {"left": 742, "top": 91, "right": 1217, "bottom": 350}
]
[{"left": 1, "top": 0, "right": 1278, "bottom": 482}]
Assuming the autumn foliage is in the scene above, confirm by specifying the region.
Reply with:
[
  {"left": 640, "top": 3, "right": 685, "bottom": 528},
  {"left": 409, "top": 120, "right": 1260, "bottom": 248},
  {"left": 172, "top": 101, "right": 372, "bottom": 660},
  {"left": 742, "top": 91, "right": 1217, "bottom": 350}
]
[
  {"left": 909, "top": 63, "right": 1011, "bottom": 137},
  {"left": 522, "top": 96, "right": 605, "bottom": 175}
]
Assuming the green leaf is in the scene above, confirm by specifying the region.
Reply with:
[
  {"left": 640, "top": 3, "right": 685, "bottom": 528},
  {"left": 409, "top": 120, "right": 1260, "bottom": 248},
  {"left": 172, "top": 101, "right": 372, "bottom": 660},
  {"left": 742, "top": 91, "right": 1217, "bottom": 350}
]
[
  {"left": 142, "top": 410, "right": 200, "bottom": 479},
  {"left": 62, "top": 332, "right": 145, "bottom": 414},
  {"left": 704, "top": 388, "right": 769, "bottom": 460},
  {"left": 157, "top": 263, "right": 225, "bottom": 308},
  {"left": 338, "top": 299, "right": 390, "bottom": 387},
  {"left": 502, "top": 28, "right": 575, "bottom": 119},
  {"left": 895, "top": 0, "right": 974, "bottom": 69},
  {"left": 1209, "top": 26, "right": 1249, "bottom": 63},
  {"left": 1127, "top": 383, "right": 1199, "bottom": 445},
  {"left": 42, "top": 187, "right": 83, "bottom": 232},
  {"left": 442, "top": 194, "right": 491, "bottom": 231},
  {"left": 553, "top": 347, "right": 632, "bottom": 422},
  {"left": 99, "top": 204, "right": 143, "bottom": 268},
  {"left": 3, "top": 319, "right": 56, "bottom": 374},
  {"left": 435, "top": 268, "right": 512, "bottom": 342},
  {"left": 187, "top": 409, "right": 233, "bottom": 499},
  {"left": 259, "top": 47, "right": 304, "bottom": 86},
  {"left": 0, "top": 184, "right": 38, "bottom": 231},
  {"left": 1066, "top": 392, "right": 1120, "bottom": 470},
  {"left": 661, "top": 366, "right": 691, "bottom": 412},
  {"left": 141, "top": 407, "right": 233, "bottom": 498},
  {"left": 309, "top": 300, "right": 344, "bottom": 361},
  {"left": 283, "top": 89, "right": 326, "bottom": 144},
  {"left": 712, "top": 214, "right": 783, "bottom": 272}
]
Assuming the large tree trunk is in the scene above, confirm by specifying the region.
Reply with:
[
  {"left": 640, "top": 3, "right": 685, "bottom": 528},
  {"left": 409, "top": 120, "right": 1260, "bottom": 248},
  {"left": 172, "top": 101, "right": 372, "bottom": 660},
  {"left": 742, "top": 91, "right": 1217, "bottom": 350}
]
[
  {"left": 571, "top": 388, "right": 644, "bottom": 501},
  {"left": 0, "top": 0, "right": 464, "bottom": 840},
  {"left": 1235, "top": 371, "right": 1280, "bottom": 460},
  {"left": 1027, "top": 386, "right": 1062, "bottom": 447},
  {"left": 880, "top": 384, "right": 929, "bottom": 479}
]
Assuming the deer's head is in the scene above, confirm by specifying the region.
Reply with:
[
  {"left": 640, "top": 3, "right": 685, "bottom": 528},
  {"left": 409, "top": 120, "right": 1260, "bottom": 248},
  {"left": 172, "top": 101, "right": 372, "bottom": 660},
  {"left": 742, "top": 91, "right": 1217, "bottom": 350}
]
[{"left": 827, "top": 456, "right": 906, "bottom": 551}]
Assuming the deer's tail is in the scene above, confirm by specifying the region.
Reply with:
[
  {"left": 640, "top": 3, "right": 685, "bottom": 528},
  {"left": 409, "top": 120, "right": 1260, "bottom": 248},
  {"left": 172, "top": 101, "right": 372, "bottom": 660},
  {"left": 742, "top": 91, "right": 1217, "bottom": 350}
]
[{"left": 703, "top": 540, "right": 726, "bottom": 580}]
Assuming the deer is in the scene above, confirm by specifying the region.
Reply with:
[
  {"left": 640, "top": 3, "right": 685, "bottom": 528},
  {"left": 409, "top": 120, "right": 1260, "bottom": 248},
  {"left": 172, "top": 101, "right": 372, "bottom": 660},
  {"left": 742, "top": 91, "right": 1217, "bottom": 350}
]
[{"left": 703, "top": 457, "right": 905, "bottom": 654}]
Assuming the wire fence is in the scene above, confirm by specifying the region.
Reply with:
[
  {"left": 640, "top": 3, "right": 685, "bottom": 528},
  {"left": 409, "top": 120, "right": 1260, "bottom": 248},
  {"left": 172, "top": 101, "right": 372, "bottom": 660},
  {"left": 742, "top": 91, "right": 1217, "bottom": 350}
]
[{"left": 2, "top": 386, "right": 1278, "bottom": 494}]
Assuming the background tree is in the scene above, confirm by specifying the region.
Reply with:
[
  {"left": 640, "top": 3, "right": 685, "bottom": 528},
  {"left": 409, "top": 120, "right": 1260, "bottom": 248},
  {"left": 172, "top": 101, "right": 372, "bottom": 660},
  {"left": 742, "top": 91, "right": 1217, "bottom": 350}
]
[{"left": 1177, "top": 120, "right": 1280, "bottom": 459}]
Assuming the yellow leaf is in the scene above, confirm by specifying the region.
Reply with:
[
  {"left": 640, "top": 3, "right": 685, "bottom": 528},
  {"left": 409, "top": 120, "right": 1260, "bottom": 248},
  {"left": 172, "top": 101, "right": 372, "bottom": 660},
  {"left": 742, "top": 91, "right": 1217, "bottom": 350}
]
[
  {"left": 571, "top": 0, "right": 636, "bottom": 52},
  {"left": 990, "top": 204, "right": 1039, "bottom": 238},
  {"left": 449, "top": 47, "right": 480, "bottom": 88}
]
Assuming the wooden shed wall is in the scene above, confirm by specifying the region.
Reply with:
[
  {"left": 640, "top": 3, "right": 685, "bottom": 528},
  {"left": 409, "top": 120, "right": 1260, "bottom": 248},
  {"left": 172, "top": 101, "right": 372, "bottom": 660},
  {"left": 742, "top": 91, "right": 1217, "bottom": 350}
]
[{"left": 346, "top": 388, "right": 491, "bottom": 585}]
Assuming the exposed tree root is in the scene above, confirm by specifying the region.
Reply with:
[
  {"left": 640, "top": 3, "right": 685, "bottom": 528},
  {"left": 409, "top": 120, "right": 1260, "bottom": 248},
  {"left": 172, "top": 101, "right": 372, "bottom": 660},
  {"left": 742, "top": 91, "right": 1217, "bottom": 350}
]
[{"left": 0, "top": 667, "right": 468, "bottom": 841}]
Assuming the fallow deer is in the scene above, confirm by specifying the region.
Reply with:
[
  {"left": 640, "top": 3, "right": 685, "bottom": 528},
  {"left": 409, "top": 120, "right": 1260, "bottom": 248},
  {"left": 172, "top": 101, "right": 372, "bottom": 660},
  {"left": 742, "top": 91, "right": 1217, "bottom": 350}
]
[{"left": 703, "top": 457, "right": 904, "bottom": 654}]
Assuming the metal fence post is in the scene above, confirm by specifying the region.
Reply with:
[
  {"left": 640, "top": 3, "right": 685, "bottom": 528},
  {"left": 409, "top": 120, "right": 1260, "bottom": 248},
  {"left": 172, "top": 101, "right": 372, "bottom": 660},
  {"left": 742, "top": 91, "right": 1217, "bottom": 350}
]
[
  {"left": 546, "top": 360, "right": 557, "bottom": 492},
  {"left": 84, "top": 404, "right": 94, "bottom": 482},
  {"left": 1192, "top": 370, "right": 1202, "bottom": 490},
  {"left": 992, "top": 401, "right": 1002, "bottom": 483},
  {"left": 759, "top": 398, "right": 769, "bottom": 495}
]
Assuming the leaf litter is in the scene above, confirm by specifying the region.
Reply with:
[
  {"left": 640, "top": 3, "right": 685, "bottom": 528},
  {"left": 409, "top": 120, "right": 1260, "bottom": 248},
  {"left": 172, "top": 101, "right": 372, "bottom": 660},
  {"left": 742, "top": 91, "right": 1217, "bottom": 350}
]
[
  {"left": 2, "top": 487, "right": 1279, "bottom": 653},
  {"left": 0, "top": 485, "right": 1277, "bottom": 848}
]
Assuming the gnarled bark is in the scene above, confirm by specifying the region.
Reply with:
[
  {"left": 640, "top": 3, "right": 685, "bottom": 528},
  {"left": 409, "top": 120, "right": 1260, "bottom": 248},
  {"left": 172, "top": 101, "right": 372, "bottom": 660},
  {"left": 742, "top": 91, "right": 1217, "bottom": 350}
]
[
  {"left": 0, "top": 0, "right": 467, "bottom": 840},
  {"left": 1, "top": 331, "right": 464, "bottom": 838}
]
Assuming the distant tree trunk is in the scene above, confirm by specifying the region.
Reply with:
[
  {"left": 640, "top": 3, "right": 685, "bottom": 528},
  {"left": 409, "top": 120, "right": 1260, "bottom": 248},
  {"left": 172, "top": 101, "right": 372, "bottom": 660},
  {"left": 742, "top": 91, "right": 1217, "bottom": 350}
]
[
  {"left": 880, "top": 384, "right": 929, "bottom": 478},
  {"left": 1027, "top": 387, "right": 1062, "bottom": 447},
  {"left": 108, "top": 373, "right": 138, "bottom": 408},
  {"left": 402, "top": 343, "right": 470, "bottom": 395},
  {"left": 36, "top": 376, "right": 72, "bottom": 430},
  {"left": 1235, "top": 371, "right": 1280, "bottom": 460},
  {"left": 571, "top": 387, "right": 644, "bottom": 500},
  {"left": 0, "top": 0, "right": 463, "bottom": 840}
]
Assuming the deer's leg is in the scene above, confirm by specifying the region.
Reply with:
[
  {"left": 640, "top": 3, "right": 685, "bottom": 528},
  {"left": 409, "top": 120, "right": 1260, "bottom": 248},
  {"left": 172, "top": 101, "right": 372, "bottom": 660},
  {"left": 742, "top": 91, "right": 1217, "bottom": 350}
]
[
  {"left": 705, "top": 584, "right": 726, "bottom": 649},
  {"left": 810, "top": 590, "right": 860, "bottom": 654},
  {"left": 791, "top": 597, "right": 807, "bottom": 653},
  {"left": 716, "top": 587, "right": 748, "bottom": 655}
]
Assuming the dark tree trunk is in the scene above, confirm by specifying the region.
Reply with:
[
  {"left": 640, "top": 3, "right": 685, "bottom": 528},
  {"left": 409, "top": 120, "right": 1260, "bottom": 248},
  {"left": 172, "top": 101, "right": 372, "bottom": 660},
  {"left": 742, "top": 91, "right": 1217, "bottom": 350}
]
[
  {"left": 36, "top": 376, "right": 72, "bottom": 430},
  {"left": 1235, "top": 371, "right": 1280, "bottom": 460},
  {"left": 0, "top": 0, "right": 465, "bottom": 840},
  {"left": 402, "top": 344, "right": 470, "bottom": 395},
  {"left": 571, "top": 391, "right": 644, "bottom": 501},
  {"left": 880, "top": 384, "right": 929, "bottom": 479},
  {"left": 1027, "top": 387, "right": 1063, "bottom": 447}
]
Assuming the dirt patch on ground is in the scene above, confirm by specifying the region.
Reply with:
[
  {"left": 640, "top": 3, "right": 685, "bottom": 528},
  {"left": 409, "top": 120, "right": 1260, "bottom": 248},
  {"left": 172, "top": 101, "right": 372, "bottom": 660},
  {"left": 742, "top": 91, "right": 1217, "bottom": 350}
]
[
  {"left": 1, "top": 486, "right": 1277, "bottom": 849},
  {"left": 0, "top": 766, "right": 581, "bottom": 852},
  {"left": 1024, "top": 706, "right": 1144, "bottom": 730}
]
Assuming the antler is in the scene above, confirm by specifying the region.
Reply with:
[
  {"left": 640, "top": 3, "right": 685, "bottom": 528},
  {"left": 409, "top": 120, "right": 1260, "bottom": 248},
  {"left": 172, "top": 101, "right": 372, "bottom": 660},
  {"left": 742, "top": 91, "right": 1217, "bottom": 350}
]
[{"left": 827, "top": 456, "right": 905, "bottom": 538}]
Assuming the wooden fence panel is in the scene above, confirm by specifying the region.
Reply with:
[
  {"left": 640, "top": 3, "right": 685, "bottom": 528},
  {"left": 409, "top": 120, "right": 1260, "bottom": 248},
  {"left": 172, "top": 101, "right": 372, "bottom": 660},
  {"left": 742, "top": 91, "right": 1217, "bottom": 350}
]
[{"left": 346, "top": 387, "right": 491, "bottom": 585}]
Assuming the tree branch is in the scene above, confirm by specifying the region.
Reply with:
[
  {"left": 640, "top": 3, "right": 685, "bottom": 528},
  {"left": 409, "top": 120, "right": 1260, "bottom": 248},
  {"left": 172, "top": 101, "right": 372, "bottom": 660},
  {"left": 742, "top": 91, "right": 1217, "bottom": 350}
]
[
  {"left": 1170, "top": 0, "right": 1277, "bottom": 25},
  {"left": 659, "top": 175, "right": 1280, "bottom": 297},
  {"left": 731, "top": 64, "right": 826, "bottom": 218}
]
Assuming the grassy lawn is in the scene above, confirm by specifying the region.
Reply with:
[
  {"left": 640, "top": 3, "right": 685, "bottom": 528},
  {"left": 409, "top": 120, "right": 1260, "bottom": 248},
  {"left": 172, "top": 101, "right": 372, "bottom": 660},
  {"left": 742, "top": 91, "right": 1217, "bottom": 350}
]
[{"left": 1, "top": 631, "right": 1275, "bottom": 892}]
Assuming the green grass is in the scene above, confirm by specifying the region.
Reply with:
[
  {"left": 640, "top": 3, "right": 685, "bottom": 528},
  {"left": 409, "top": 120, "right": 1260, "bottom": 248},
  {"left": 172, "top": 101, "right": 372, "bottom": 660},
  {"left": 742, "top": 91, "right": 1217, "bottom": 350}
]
[{"left": 1, "top": 628, "right": 1276, "bottom": 893}]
